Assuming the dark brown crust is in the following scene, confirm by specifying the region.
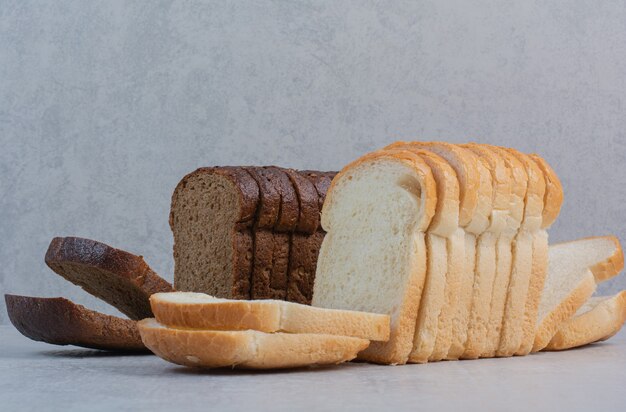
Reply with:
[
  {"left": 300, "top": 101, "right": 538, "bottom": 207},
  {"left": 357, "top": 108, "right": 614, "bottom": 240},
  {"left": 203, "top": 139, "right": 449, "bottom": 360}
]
[
  {"left": 301, "top": 171, "right": 337, "bottom": 210},
  {"left": 287, "top": 231, "right": 325, "bottom": 304},
  {"left": 5, "top": 294, "right": 146, "bottom": 351},
  {"left": 284, "top": 169, "right": 320, "bottom": 234},
  {"left": 244, "top": 167, "right": 280, "bottom": 229},
  {"left": 45, "top": 237, "right": 173, "bottom": 320},
  {"left": 266, "top": 167, "right": 300, "bottom": 232}
]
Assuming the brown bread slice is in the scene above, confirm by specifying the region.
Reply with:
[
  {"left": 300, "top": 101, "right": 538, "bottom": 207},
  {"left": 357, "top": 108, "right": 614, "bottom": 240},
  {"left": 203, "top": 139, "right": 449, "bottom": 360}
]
[
  {"left": 171, "top": 167, "right": 259, "bottom": 298},
  {"left": 287, "top": 231, "right": 325, "bottom": 304},
  {"left": 251, "top": 230, "right": 290, "bottom": 300},
  {"left": 5, "top": 294, "right": 146, "bottom": 351},
  {"left": 284, "top": 168, "right": 320, "bottom": 234},
  {"left": 45, "top": 237, "right": 173, "bottom": 320},
  {"left": 266, "top": 167, "right": 300, "bottom": 232},
  {"left": 301, "top": 171, "right": 337, "bottom": 210},
  {"left": 244, "top": 167, "right": 280, "bottom": 229}
]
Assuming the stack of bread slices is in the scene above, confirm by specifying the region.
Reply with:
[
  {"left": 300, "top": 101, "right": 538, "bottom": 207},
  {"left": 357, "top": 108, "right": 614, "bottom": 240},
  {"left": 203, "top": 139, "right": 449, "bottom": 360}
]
[
  {"left": 138, "top": 292, "right": 390, "bottom": 369},
  {"left": 313, "top": 142, "right": 625, "bottom": 365}
]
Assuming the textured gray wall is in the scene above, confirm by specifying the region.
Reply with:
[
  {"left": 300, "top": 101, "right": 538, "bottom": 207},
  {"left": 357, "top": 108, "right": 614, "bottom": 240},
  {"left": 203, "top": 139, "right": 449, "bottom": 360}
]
[{"left": 1, "top": 1, "right": 625, "bottom": 323}]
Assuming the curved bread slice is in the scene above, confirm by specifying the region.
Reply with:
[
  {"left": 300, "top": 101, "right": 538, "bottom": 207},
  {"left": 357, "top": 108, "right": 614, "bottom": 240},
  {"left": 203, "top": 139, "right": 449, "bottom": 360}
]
[
  {"left": 138, "top": 318, "right": 369, "bottom": 369},
  {"left": 496, "top": 147, "right": 545, "bottom": 357},
  {"left": 150, "top": 292, "right": 390, "bottom": 341},
  {"left": 5, "top": 294, "right": 145, "bottom": 351},
  {"left": 313, "top": 150, "right": 436, "bottom": 365},
  {"left": 45, "top": 237, "right": 173, "bottom": 320},
  {"left": 516, "top": 153, "right": 564, "bottom": 355},
  {"left": 545, "top": 291, "right": 626, "bottom": 351}
]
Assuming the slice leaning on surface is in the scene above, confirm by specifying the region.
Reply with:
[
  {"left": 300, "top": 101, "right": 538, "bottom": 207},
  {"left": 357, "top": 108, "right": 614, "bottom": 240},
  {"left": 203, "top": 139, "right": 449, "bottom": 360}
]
[
  {"left": 150, "top": 292, "right": 390, "bottom": 341},
  {"left": 312, "top": 149, "right": 436, "bottom": 365},
  {"left": 545, "top": 291, "right": 626, "bottom": 351},
  {"left": 533, "top": 236, "right": 624, "bottom": 352}
]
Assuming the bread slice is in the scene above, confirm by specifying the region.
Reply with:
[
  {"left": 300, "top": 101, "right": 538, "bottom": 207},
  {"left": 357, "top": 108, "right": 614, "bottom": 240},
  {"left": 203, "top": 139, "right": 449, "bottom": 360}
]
[
  {"left": 5, "top": 294, "right": 145, "bottom": 351},
  {"left": 313, "top": 150, "right": 436, "bottom": 364},
  {"left": 397, "top": 150, "right": 460, "bottom": 363},
  {"left": 496, "top": 147, "right": 545, "bottom": 357},
  {"left": 384, "top": 142, "right": 491, "bottom": 360},
  {"left": 545, "top": 291, "right": 626, "bottom": 351},
  {"left": 287, "top": 231, "right": 325, "bottom": 304},
  {"left": 170, "top": 167, "right": 259, "bottom": 298},
  {"left": 150, "top": 292, "right": 390, "bottom": 341},
  {"left": 45, "top": 237, "right": 173, "bottom": 320},
  {"left": 138, "top": 318, "right": 369, "bottom": 369},
  {"left": 532, "top": 255, "right": 597, "bottom": 352},
  {"left": 516, "top": 154, "right": 564, "bottom": 355},
  {"left": 461, "top": 144, "right": 513, "bottom": 359}
]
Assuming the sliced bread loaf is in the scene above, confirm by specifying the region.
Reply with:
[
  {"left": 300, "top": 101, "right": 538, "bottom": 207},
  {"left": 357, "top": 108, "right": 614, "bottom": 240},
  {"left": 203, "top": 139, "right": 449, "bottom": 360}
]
[
  {"left": 5, "top": 294, "right": 146, "bottom": 351},
  {"left": 45, "top": 237, "right": 173, "bottom": 320},
  {"left": 313, "top": 150, "right": 436, "bottom": 364},
  {"left": 150, "top": 292, "right": 390, "bottom": 341},
  {"left": 138, "top": 318, "right": 369, "bottom": 369},
  {"left": 545, "top": 291, "right": 626, "bottom": 351}
]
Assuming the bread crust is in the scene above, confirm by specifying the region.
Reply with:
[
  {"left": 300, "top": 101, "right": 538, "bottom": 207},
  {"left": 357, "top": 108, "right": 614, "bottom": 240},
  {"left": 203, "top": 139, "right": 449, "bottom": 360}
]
[
  {"left": 545, "top": 291, "right": 626, "bottom": 351},
  {"left": 45, "top": 237, "right": 173, "bottom": 320},
  {"left": 528, "top": 154, "right": 563, "bottom": 229},
  {"left": 138, "top": 319, "right": 369, "bottom": 369},
  {"left": 266, "top": 167, "right": 300, "bottom": 232},
  {"left": 5, "top": 294, "right": 146, "bottom": 351},
  {"left": 284, "top": 168, "right": 320, "bottom": 234}
]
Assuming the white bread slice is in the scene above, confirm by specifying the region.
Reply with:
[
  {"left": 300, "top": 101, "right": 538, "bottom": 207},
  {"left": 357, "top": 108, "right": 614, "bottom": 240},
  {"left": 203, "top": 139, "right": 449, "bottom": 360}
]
[
  {"left": 138, "top": 318, "right": 369, "bottom": 369},
  {"left": 313, "top": 150, "right": 436, "bottom": 364},
  {"left": 516, "top": 154, "right": 564, "bottom": 355},
  {"left": 545, "top": 291, "right": 626, "bottom": 351},
  {"left": 391, "top": 150, "right": 460, "bottom": 363},
  {"left": 149, "top": 292, "right": 390, "bottom": 341},
  {"left": 384, "top": 142, "right": 492, "bottom": 360},
  {"left": 462, "top": 144, "right": 513, "bottom": 358},
  {"left": 532, "top": 251, "right": 598, "bottom": 352},
  {"left": 496, "top": 148, "right": 545, "bottom": 357}
]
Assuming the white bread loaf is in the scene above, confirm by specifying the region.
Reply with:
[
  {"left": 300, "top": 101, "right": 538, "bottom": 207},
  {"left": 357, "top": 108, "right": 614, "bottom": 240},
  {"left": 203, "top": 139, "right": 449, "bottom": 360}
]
[
  {"left": 138, "top": 318, "right": 369, "bottom": 369},
  {"left": 149, "top": 291, "right": 390, "bottom": 341},
  {"left": 313, "top": 150, "right": 436, "bottom": 364},
  {"left": 545, "top": 291, "right": 626, "bottom": 351}
]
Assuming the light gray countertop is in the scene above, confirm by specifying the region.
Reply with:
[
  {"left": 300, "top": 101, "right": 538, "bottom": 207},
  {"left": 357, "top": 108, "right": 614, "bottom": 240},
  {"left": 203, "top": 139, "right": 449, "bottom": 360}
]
[{"left": 1, "top": 325, "right": 625, "bottom": 411}]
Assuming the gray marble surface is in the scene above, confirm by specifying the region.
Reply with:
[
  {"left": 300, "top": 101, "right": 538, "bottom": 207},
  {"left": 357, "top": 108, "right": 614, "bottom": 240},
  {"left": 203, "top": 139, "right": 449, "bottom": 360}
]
[
  {"left": 1, "top": 325, "right": 625, "bottom": 411},
  {"left": 1, "top": 1, "right": 625, "bottom": 323}
]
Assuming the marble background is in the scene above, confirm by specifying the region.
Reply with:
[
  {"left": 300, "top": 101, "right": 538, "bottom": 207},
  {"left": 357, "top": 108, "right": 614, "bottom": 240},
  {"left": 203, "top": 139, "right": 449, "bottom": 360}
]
[{"left": 1, "top": 0, "right": 625, "bottom": 323}]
